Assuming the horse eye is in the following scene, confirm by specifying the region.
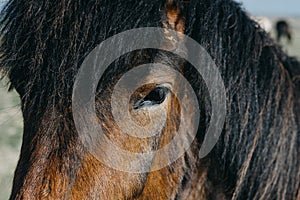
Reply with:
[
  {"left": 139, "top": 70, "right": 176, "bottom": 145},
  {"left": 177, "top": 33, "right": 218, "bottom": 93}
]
[{"left": 133, "top": 87, "right": 169, "bottom": 110}]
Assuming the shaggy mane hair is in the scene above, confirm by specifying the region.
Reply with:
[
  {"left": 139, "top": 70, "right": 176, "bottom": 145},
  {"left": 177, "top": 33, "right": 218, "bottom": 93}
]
[{"left": 0, "top": 0, "right": 299, "bottom": 199}]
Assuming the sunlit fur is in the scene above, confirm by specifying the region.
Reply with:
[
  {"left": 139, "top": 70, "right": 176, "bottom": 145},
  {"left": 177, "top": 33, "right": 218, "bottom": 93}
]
[{"left": 0, "top": 0, "right": 299, "bottom": 199}]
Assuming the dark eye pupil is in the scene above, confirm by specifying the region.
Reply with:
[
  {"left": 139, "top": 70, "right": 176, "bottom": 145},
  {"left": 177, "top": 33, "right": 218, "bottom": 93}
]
[
  {"left": 133, "top": 86, "right": 169, "bottom": 110},
  {"left": 144, "top": 87, "right": 166, "bottom": 103}
]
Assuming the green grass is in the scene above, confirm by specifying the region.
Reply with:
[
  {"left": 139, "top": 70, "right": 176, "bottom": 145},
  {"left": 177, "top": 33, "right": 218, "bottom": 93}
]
[{"left": 0, "top": 17, "right": 299, "bottom": 200}]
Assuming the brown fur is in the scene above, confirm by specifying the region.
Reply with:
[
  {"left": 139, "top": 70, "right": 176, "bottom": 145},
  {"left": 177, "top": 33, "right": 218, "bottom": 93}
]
[{"left": 0, "top": 0, "right": 299, "bottom": 199}]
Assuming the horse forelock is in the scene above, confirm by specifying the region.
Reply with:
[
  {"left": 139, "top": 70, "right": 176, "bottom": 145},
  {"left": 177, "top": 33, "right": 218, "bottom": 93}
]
[{"left": 0, "top": 0, "right": 299, "bottom": 199}]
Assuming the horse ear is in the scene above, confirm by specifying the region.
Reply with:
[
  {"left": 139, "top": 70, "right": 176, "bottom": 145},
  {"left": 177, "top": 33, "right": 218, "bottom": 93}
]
[{"left": 164, "top": 0, "right": 186, "bottom": 34}]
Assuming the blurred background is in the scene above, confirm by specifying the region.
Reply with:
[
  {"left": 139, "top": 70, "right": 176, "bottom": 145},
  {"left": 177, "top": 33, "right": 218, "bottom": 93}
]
[
  {"left": 0, "top": 0, "right": 299, "bottom": 199},
  {"left": 237, "top": 0, "right": 300, "bottom": 57}
]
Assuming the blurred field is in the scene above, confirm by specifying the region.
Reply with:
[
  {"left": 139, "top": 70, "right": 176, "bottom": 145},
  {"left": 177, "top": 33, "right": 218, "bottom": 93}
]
[
  {"left": 269, "top": 17, "right": 300, "bottom": 58},
  {"left": 0, "top": 80, "right": 22, "bottom": 200},
  {"left": 0, "top": 17, "right": 299, "bottom": 200}
]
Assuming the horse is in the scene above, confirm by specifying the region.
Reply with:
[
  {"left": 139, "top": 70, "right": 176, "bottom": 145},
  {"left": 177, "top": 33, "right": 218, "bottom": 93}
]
[
  {"left": 0, "top": 0, "right": 299, "bottom": 199},
  {"left": 276, "top": 19, "right": 292, "bottom": 43}
]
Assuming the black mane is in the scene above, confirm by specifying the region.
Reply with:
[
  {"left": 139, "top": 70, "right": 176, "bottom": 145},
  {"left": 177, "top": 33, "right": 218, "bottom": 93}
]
[{"left": 1, "top": 0, "right": 299, "bottom": 199}]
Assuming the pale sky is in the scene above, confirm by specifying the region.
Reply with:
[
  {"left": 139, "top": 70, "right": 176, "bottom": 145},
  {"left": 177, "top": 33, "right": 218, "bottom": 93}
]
[{"left": 237, "top": 0, "right": 300, "bottom": 16}]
